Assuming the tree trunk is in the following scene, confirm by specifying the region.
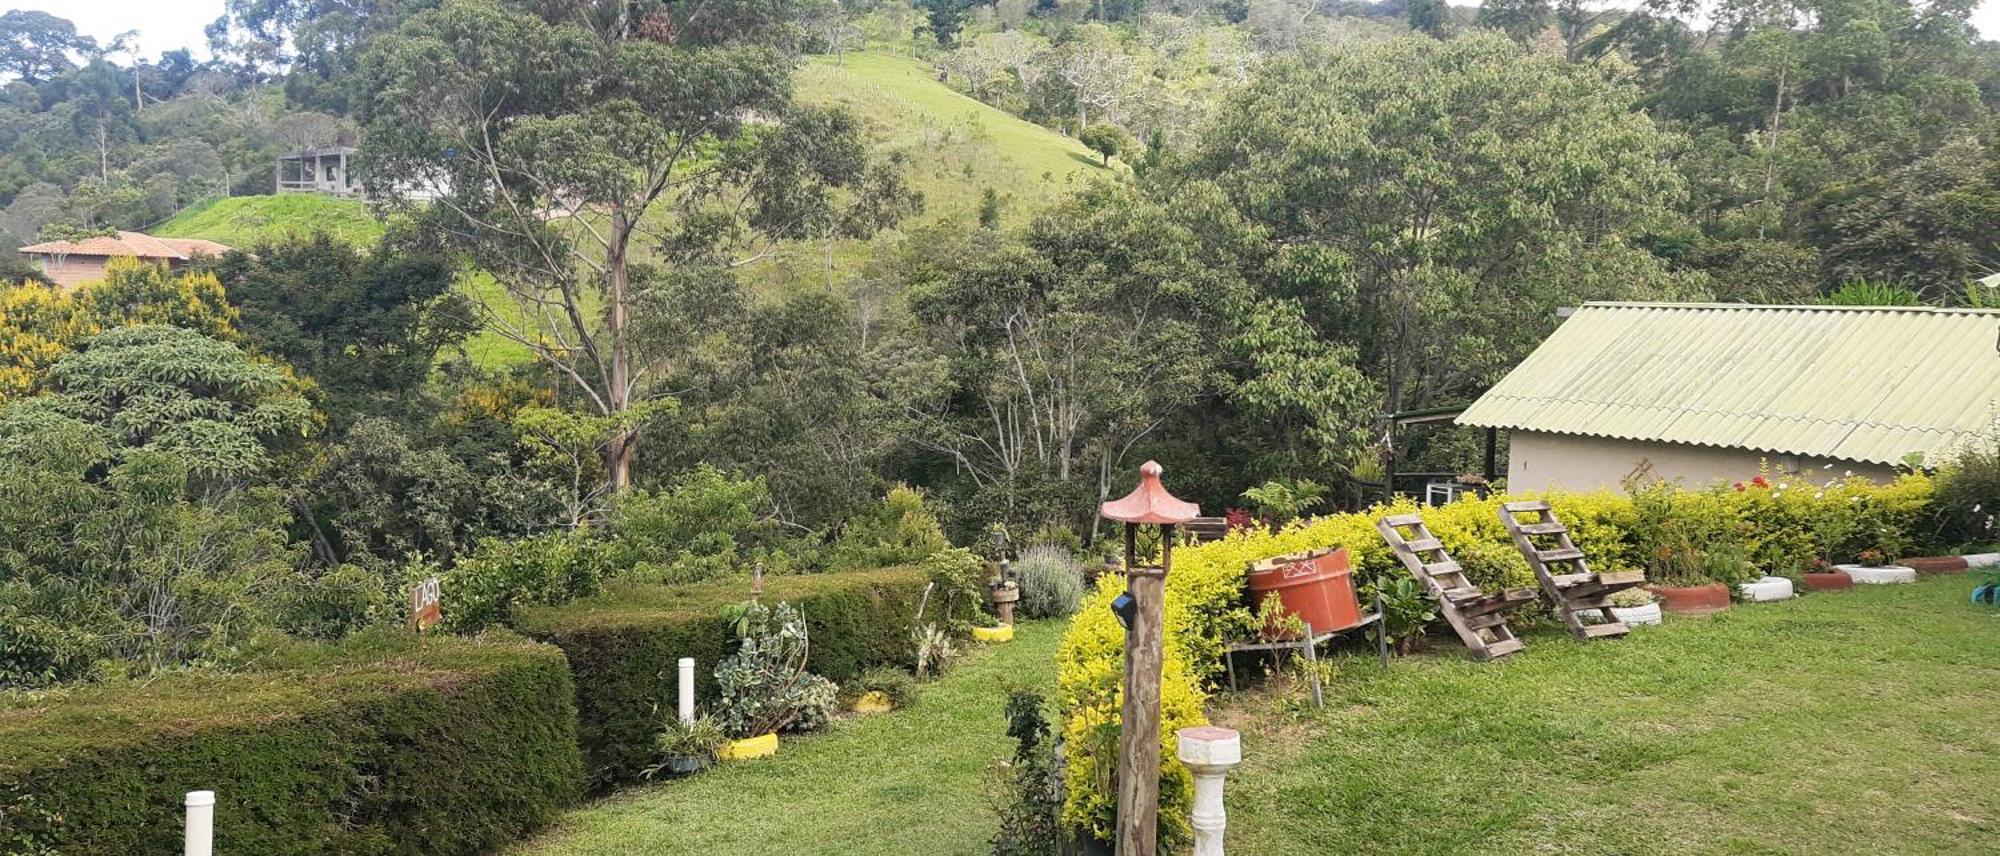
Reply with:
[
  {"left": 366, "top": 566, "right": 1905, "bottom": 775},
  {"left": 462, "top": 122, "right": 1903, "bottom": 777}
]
[{"left": 606, "top": 206, "right": 635, "bottom": 494}]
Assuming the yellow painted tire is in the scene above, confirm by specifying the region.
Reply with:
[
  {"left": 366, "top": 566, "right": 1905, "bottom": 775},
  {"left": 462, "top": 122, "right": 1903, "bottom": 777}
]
[
  {"left": 971, "top": 625, "right": 1014, "bottom": 643},
  {"left": 719, "top": 733, "right": 778, "bottom": 761},
  {"left": 853, "top": 690, "right": 895, "bottom": 714}
]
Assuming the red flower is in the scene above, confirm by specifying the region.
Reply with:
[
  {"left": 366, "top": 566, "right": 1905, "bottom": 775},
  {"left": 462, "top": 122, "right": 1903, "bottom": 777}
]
[
  {"left": 1733, "top": 481, "right": 1746, "bottom": 491},
  {"left": 1751, "top": 475, "right": 1769, "bottom": 488}
]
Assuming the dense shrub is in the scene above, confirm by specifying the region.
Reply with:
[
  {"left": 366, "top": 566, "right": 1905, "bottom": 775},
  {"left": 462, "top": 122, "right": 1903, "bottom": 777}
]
[
  {"left": 0, "top": 631, "right": 581, "bottom": 855},
  {"left": 1934, "top": 441, "right": 2000, "bottom": 548},
  {"left": 514, "top": 566, "right": 929, "bottom": 787},
  {"left": 1054, "top": 475, "right": 1937, "bottom": 845},
  {"left": 1012, "top": 543, "right": 1086, "bottom": 619},
  {"left": 442, "top": 530, "right": 623, "bottom": 631},
  {"left": 610, "top": 465, "right": 797, "bottom": 584},
  {"left": 825, "top": 485, "right": 951, "bottom": 569}
]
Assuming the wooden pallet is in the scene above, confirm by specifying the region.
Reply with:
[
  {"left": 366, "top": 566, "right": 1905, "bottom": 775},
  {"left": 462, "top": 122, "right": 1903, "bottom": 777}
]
[
  {"left": 1497, "top": 500, "right": 1648, "bottom": 641},
  {"left": 1377, "top": 513, "right": 1538, "bottom": 661}
]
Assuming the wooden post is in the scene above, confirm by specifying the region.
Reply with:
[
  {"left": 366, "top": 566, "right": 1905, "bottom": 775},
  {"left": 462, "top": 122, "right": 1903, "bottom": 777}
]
[
  {"left": 1116, "top": 524, "right": 1171, "bottom": 855},
  {"left": 1100, "top": 461, "right": 1198, "bottom": 856}
]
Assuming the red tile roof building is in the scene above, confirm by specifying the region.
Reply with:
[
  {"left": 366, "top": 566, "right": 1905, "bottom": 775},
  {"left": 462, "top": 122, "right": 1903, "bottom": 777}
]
[{"left": 15, "top": 231, "right": 231, "bottom": 289}]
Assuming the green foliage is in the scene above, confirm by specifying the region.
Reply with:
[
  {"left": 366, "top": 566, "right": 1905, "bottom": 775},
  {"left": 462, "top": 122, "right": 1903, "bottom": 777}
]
[
  {"left": 921, "top": 547, "right": 994, "bottom": 635},
  {"left": 1011, "top": 543, "right": 1085, "bottom": 619},
  {"left": 214, "top": 232, "right": 474, "bottom": 417},
  {"left": 443, "top": 530, "right": 621, "bottom": 632},
  {"left": 9, "top": 324, "right": 315, "bottom": 482},
  {"left": 643, "top": 715, "right": 727, "bottom": 779},
  {"left": 714, "top": 601, "right": 841, "bottom": 739},
  {"left": 989, "top": 684, "right": 1063, "bottom": 855},
  {"left": 1934, "top": 439, "right": 2000, "bottom": 548},
  {"left": 1240, "top": 478, "right": 1328, "bottom": 525},
  {"left": 0, "top": 630, "right": 581, "bottom": 855},
  {"left": 1822, "top": 280, "right": 1922, "bottom": 306},
  {"left": 611, "top": 465, "right": 791, "bottom": 585},
  {"left": 1078, "top": 123, "right": 1134, "bottom": 167},
  {"left": 0, "top": 433, "right": 302, "bottom": 687},
  {"left": 513, "top": 566, "right": 927, "bottom": 787},
  {"left": 827, "top": 485, "right": 951, "bottom": 569},
  {"left": 857, "top": 664, "right": 919, "bottom": 708}
]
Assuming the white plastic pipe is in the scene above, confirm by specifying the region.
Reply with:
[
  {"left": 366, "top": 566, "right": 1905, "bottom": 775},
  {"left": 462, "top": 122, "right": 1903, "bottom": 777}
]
[
  {"left": 677, "top": 657, "right": 695, "bottom": 723},
  {"left": 184, "top": 790, "right": 214, "bottom": 856}
]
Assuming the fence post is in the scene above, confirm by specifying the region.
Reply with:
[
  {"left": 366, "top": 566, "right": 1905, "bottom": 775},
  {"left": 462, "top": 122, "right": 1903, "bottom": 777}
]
[
  {"left": 184, "top": 790, "right": 214, "bottom": 856},
  {"left": 1176, "top": 727, "right": 1242, "bottom": 856},
  {"left": 677, "top": 657, "right": 696, "bottom": 724}
]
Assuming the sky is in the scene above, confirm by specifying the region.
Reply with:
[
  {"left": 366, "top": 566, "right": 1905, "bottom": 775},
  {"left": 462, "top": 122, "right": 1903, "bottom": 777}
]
[{"left": 18, "top": 0, "right": 2000, "bottom": 61}]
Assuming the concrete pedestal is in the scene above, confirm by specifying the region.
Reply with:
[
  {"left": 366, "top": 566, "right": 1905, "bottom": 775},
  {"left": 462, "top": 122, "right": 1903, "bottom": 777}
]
[{"left": 1176, "top": 726, "right": 1242, "bottom": 856}]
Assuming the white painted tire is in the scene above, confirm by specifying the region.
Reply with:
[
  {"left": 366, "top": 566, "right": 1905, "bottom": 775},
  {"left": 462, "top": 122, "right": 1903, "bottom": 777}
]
[
  {"left": 1738, "top": 576, "right": 1796, "bottom": 602},
  {"left": 1834, "top": 564, "right": 1917, "bottom": 585},
  {"left": 1580, "top": 602, "right": 1662, "bottom": 625},
  {"left": 1610, "top": 602, "right": 1662, "bottom": 626}
]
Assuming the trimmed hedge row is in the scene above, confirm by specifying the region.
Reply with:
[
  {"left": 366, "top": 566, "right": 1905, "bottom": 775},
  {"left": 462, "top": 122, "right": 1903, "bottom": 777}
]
[
  {"left": 515, "top": 565, "right": 929, "bottom": 788},
  {"left": 0, "top": 630, "right": 582, "bottom": 856}
]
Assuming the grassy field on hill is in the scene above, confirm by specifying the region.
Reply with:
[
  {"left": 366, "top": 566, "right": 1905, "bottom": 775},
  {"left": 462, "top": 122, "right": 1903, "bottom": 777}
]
[
  {"left": 154, "top": 194, "right": 383, "bottom": 248},
  {"left": 151, "top": 54, "right": 1103, "bottom": 364}
]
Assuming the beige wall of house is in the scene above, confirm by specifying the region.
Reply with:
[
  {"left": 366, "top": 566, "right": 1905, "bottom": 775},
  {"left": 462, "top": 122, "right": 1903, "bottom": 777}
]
[
  {"left": 1504, "top": 430, "right": 1902, "bottom": 493},
  {"left": 35, "top": 255, "right": 112, "bottom": 289}
]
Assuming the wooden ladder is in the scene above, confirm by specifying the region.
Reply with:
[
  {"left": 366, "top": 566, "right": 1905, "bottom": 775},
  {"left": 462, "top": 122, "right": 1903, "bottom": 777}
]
[
  {"left": 1377, "top": 514, "right": 1538, "bottom": 661},
  {"left": 1497, "top": 500, "right": 1649, "bottom": 641}
]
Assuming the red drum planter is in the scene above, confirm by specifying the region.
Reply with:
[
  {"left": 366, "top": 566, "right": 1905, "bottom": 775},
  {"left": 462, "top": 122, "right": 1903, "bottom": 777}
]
[{"left": 1247, "top": 547, "right": 1365, "bottom": 636}]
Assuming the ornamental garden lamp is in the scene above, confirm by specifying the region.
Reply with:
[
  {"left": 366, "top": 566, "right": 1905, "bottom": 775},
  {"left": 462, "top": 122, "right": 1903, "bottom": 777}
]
[{"left": 1098, "top": 460, "right": 1198, "bottom": 856}]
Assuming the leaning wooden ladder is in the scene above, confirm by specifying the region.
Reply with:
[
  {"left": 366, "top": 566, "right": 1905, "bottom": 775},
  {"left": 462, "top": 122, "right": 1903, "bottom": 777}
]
[
  {"left": 1377, "top": 514, "right": 1539, "bottom": 661},
  {"left": 1497, "top": 500, "right": 1649, "bottom": 641}
]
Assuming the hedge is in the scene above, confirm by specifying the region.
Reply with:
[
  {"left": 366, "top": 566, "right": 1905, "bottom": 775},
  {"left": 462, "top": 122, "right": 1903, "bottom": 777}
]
[
  {"left": 0, "top": 630, "right": 582, "bottom": 856},
  {"left": 1055, "top": 474, "right": 1938, "bottom": 845},
  {"left": 515, "top": 565, "right": 930, "bottom": 788}
]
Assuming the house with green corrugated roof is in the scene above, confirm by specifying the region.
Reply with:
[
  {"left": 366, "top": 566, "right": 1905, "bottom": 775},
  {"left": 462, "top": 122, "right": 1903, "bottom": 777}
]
[{"left": 1457, "top": 302, "right": 2000, "bottom": 493}]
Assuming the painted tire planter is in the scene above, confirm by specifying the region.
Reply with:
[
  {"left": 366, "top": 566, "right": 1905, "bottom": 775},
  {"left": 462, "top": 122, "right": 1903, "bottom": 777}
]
[
  {"left": 1580, "top": 602, "right": 1663, "bottom": 626},
  {"left": 1834, "top": 564, "right": 1917, "bottom": 585},
  {"left": 853, "top": 690, "right": 894, "bottom": 714},
  {"left": 1649, "top": 583, "right": 1730, "bottom": 615},
  {"left": 972, "top": 624, "right": 1015, "bottom": 643},
  {"left": 720, "top": 732, "right": 778, "bottom": 761},
  {"left": 1738, "top": 576, "right": 1795, "bottom": 602},
  {"left": 1803, "top": 571, "right": 1853, "bottom": 591}
]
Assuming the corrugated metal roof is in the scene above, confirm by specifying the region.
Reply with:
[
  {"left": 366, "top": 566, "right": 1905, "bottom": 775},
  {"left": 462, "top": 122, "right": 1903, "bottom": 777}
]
[{"left": 1457, "top": 302, "right": 2000, "bottom": 466}]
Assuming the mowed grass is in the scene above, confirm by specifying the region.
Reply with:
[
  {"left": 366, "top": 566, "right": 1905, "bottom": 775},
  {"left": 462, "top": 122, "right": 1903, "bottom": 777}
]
[
  {"left": 509, "top": 620, "right": 1063, "bottom": 856},
  {"left": 153, "top": 194, "right": 384, "bottom": 247},
  {"left": 1219, "top": 577, "right": 2000, "bottom": 855}
]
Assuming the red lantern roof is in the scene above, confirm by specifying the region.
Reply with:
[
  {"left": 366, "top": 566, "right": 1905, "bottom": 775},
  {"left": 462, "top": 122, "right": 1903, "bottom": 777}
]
[{"left": 1100, "top": 461, "right": 1199, "bottom": 525}]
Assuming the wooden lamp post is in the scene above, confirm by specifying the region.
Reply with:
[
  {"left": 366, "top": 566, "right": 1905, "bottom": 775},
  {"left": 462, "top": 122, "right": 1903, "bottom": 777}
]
[{"left": 1100, "top": 460, "right": 1199, "bottom": 856}]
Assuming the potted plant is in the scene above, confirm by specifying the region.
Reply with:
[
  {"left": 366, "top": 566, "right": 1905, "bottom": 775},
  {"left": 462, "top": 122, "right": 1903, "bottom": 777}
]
[
  {"left": 853, "top": 666, "right": 917, "bottom": 713},
  {"left": 1802, "top": 557, "right": 1853, "bottom": 592},
  {"left": 642, "top": 715, "right": 726, "bottom": 778},
  {"left": 1834, "top": 546, "right": 1918, "bottom": 585},
  {"left": 1642, "top": 543, "right": 1737, "bottom": 615},
  {"left": 1629, "top": 481, "right": 1737, "bottom": 615},
  {"left": 714, "top": 601, "right": 840, "bottom": 760},
  {"left": 1586, "top": 586, "right": 1663, "bottom": 626}
]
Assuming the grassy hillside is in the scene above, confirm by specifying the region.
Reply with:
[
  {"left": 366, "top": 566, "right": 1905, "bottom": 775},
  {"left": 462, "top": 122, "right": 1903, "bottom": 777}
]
[
  {"left": 156, "top": 56, "right": 1101, "bottom": 364},
  {"left": 154, "top": 194, "right": 384, "bottom": 248},
  {"left": 797, "top": 52, "right": 1105, "bottom": 223}
]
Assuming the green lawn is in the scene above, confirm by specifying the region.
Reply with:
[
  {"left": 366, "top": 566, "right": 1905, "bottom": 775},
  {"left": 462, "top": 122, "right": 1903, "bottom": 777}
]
[
  {"left": 153, "top": 194, "right": 384, "bottom": 247},
  {"left": 1219, "top": 577, "right": 2000, "bottom": 854},
  {"left": 510, "top": 620, "right": 1062, "bottom": 856}
]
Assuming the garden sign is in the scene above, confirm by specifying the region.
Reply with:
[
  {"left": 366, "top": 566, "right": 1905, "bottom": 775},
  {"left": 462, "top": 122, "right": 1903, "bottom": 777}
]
[{"left": 410, "top": 577, "right": 442, "bottom": 633}]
